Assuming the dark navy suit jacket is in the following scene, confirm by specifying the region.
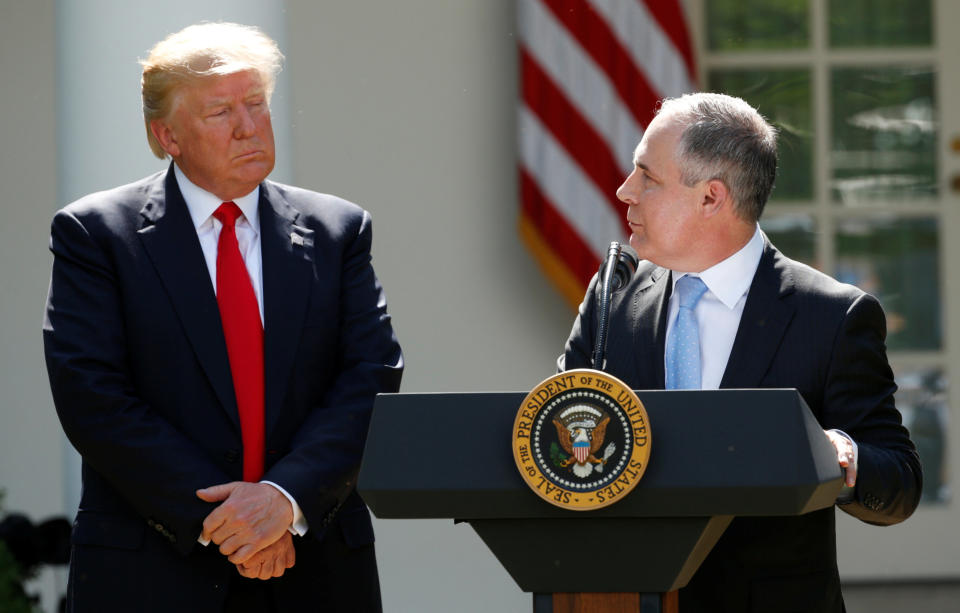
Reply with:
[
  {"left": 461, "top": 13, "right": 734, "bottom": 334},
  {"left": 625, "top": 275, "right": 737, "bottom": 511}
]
[
  {"left": 43, "top": 166, "right": 403, "bottom": 611},
  {"left": 560, "top": 240, "right": 921, "bottom": 613}
]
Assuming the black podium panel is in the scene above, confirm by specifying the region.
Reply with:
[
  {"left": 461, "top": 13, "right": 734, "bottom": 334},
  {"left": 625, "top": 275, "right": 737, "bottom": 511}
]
[
  {"left": 358, "top": 388, "right": 843, "bottom": 594},
  {"left": 469, "top": 516, "right": 732, "bottom": 593},
  {"left": 359, "top": 389, "right": 842, "bottom": 519}
]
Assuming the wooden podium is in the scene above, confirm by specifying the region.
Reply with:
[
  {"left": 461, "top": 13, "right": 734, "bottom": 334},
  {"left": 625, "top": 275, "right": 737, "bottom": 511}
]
[{"left": 358, "top": 389, "right": 843, "bottom": 612}]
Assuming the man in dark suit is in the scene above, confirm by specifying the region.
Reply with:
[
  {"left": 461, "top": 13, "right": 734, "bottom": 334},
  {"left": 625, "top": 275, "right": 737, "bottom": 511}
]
[
  {"left": 560, "top": 93, "right": 921, "bottom": 612},
  {"left": 43, "top": 23, "right": 402, "bottom": 612}
]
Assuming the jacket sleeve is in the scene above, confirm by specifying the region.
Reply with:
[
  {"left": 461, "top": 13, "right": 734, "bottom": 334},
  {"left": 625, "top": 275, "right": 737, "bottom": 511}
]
[
  {"left": 821, "top": 292, "right": 923, "bottom": 525},
  {"left": 260, "top": 210, "right": 403, "bottom": 533},
  {"left": 558, "top": 273, "right": 600, "bottom": 373},
  {"left": 43, "top": 208, "right": 232, "bottom": 555}
]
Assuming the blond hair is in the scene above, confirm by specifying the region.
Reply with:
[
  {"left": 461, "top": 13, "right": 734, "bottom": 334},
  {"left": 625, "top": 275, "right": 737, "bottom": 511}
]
[{"left": 140, "top": 22, "right": 284, "bottom": 159}]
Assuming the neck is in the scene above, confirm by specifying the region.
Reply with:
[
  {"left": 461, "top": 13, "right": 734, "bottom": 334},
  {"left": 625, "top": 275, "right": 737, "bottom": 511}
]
[{"left": 683, "top": 220, "right": 756, "bottom": 274}]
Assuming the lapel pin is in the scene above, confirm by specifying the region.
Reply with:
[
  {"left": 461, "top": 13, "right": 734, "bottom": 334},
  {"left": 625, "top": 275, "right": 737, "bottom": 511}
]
[{"left": 290, "top": 232, "right": 304, "bottom": 246}]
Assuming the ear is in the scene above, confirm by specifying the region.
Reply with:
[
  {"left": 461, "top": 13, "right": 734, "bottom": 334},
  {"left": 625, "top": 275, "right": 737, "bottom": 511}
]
[
  {"left": 699, "top": 178, "right": 730, "bottom": 219},
  {"left": 149, "top": 118, "right": 181, "bottom": 158}
]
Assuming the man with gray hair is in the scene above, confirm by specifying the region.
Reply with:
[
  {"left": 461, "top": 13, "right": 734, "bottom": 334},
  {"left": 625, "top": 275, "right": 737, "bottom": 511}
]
[
  {"left": 560, "top": 92, "right": 921, "bottom": 611},
  {"left": 44, "top": 22, "right": 402, "bottom": 612}
]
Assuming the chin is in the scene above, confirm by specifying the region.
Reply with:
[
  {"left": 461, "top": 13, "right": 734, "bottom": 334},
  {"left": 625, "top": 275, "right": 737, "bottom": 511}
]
[{"left": 239, "top": 163, "right": 273, "bottom": 185}]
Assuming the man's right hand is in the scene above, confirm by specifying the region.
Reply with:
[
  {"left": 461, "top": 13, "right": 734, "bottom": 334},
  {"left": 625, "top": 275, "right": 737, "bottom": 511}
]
[
  {"left": 235, "top": 531, "right": 296, "bottom": 580},
  {"left": 197, "top": 481, "right": 294, "bottom": 565}
]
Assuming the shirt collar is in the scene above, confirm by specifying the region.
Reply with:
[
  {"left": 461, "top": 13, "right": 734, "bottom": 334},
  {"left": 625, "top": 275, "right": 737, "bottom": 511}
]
[
  {"left": 671, "top": 225, "right": 764, "bottom": 309},
  {"left": 173, "top": 164, "right": 260, "bottom": 234}
]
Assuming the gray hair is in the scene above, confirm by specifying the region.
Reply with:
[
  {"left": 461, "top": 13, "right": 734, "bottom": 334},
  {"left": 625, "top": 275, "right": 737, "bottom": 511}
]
[
  {"left": 657, "top": 93, "right": 778, "bottom": 222},
  {"left": 140, "top": 22, "right": 284, "bottom": 159}
]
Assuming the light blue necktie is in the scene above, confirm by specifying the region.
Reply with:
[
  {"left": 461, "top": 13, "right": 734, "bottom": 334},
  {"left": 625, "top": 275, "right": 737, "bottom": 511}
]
[{"left": 666, "top": 275, "right": 708, "bottom": 390}]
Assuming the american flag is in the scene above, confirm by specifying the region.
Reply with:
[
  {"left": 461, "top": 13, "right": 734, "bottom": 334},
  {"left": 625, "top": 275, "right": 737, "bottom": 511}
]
[
  {"left": 573, "top": 439, "right": 590, "bottom": 464},
  {"left": 517, "top": 0, "right": 697, "bottom": 306}
]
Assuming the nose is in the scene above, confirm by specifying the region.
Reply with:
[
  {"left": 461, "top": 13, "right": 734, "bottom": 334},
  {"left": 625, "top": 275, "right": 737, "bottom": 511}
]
[
  {"left": 233, "top": 106, "right": 256, "bottom": 139},
  {"left": 616, "top": 168, "right": 638, "bottom": 206}
]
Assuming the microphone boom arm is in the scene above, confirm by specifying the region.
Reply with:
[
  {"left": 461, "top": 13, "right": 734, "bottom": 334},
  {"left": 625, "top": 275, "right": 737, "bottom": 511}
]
[{"left": 592, "top": 242, "right": 637, "bottom": 370}]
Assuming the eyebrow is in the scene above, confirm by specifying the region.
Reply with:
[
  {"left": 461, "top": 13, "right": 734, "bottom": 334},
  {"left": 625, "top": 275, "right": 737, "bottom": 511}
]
[
  {"left": 203, "top": 89, "right": 266, "bottom": 109},
  {"left": 634, "top": 160, "right": 655, "bottom": 174},
  {"left": 202, "top": 98, "right": 231, "bottom": 111}
]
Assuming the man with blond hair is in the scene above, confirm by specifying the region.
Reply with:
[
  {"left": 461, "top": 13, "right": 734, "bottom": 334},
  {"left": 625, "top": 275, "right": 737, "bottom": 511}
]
[
  {"left": 44, "top": 22, "right": 402, "bottom": 612},
  {"left": 560, "top": 93, "right": 921, "bottom": 611}
]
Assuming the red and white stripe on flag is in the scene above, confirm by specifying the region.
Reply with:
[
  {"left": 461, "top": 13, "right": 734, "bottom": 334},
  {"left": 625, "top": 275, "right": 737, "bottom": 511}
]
[
  {"left": 574, "top": 443, "right": 589, "bottom": 464},
  {"left": 518, "top": 0, "right": 697, "bottom": 307}
]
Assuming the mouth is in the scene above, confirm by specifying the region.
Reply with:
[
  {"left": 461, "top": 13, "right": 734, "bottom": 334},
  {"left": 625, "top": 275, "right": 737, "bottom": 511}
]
[{"left": 234, "top": 150, "right": 264, "bottom": 162}]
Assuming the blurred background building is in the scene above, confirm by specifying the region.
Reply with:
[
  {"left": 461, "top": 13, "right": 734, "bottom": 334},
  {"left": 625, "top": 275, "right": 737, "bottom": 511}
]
[{"left": 1, "top": 0, "right": 957, "bottom": 611}]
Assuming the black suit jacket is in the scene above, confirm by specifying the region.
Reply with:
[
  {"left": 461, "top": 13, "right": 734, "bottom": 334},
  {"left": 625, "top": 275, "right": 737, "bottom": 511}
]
[
  {"left": 43, "top": 166, "right": 403, "bottom": 612},
  {"left": 561, "top": 239, "right": 921, "bottom": 613}
]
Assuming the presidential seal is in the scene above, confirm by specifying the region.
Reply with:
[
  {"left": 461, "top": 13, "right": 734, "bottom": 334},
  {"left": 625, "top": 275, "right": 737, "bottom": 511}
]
[{"left": 512, "top": 369, "right": 651, "bottom": 511}]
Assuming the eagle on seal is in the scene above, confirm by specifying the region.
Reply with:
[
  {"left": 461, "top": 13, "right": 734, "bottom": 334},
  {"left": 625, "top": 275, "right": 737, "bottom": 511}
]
[{"left": 553, "top": 414, "right": 611, "bottom": 478}]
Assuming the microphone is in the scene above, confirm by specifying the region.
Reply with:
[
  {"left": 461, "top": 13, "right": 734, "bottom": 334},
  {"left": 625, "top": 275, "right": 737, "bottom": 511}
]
[
  {"left": 592, "top": 242, "right": 638, "bottom": 370},
  {"left": 602, "top": 245, "right": 639, "bottom": 291}
]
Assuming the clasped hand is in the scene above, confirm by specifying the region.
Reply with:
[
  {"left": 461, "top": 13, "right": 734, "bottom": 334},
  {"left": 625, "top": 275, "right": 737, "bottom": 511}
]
[{"left": 197, "top": 482, "right": 296, "bottom": 579}]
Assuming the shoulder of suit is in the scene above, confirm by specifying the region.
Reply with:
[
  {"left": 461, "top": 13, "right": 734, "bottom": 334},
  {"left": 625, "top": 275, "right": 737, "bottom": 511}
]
[
  {"left": 636, "top": 259, "right": 663, "bottom": 279},
  {"left": 627, "top": 259, "right": 667, "bottom": 290},
  {"left": 262, "top": 180, "right": 366, "bottom": 220},
  {"left": 54, "top": 170, "right": 167, "bottom": 229},
  {"left": 766, "top": 242, "right": 870, "bottom": 307}
]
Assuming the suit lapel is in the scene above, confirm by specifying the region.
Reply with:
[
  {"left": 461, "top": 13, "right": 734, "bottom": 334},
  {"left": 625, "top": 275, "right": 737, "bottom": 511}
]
[
  {"left": 720, "top": 242, "right": 796, "bottom": 389},
  {"left": 137, "top": 167, "right": 239, "bottom": 429},
  {"left": 631, "top": 266, "right": 671, "bottom": 389},
  {"left": 259, "top": 183, "right": 314, "bottom": 438}
]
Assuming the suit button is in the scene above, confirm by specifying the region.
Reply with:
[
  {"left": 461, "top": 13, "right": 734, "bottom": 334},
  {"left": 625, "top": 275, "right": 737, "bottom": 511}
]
[{"left": 225, "top": 450, "right": 240, "bottom": 463}]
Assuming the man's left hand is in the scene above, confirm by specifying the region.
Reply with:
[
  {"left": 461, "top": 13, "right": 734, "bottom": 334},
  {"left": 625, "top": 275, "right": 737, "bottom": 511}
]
[
  {"left": 824, "top": 430, "right": 857, "bottom": 488},
  {"left": 197, "top": 481, "right": 294, "bottom": 565},
  {"left": 235, "top": 531, "right": 296, "bottom": 580}
]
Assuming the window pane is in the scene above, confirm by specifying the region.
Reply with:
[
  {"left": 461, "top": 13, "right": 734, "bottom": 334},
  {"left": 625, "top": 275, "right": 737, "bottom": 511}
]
[
  {"left": 896, "top": 368, "right": 949, "bottom": 504},
  {"left": 709, "top": 69, "right": 812, "bottom": 201},
  {"left": 835, "top": 217, "right": 940, "bottom": 350},
  {"left": 760, "top": 215, "right": 817, "bottom": 267},
  {"left": 829, "top": 0, "right": 932, "bottom": 48},
  {"left": 831, "top": 66, "right": 937, "bottom": 204},
  {"left": 707, "top": 0, "right": 808, "bottom": 51}
]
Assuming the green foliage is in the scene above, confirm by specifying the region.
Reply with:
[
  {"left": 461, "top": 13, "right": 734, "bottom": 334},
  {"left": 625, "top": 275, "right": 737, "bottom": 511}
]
[
  {"left": 549, "top": 443, "right": 568, "bottom": 469},
  {"left": 0, "top": 488, "right": 39, "bottom": 613},
  {"left": 707, "top": 0, "right": 808, "bottom": 51},
  {"left": 0, "top": 543, "right": 35, "bottom": 613},
  {"left": 829, "top": 0, "right": 932, "bottom": 47}
]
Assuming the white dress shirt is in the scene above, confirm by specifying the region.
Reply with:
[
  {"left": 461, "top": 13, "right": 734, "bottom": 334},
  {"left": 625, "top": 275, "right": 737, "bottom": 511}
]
[
  {"left": 664, "top": 225, "right": 764, "bottom": 390},
  {"left": 175, "top": 165, "right": 308, "bottom": 538},
  {"left": 663, "top": 224, "right": 858, "bottom": 488}
]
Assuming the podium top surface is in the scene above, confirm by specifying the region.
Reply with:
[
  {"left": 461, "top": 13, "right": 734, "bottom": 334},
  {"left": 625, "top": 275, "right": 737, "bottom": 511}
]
[{"left": 358, "top": 389, "right": 842, "bottom": 519}]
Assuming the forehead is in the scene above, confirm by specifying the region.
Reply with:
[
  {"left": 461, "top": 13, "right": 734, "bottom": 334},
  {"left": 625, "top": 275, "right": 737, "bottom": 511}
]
[
  {"left": 633, "top": 114, "right": 683, "bottom": 170},
  {"left": 180, "top": 70, "right": 265, "bottom": 105}
]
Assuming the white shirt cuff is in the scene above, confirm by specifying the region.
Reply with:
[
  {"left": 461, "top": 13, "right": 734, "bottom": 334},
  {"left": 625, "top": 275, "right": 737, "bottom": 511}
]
[{"left": 262, "top": 480, "right": 309, "bottom": 536}]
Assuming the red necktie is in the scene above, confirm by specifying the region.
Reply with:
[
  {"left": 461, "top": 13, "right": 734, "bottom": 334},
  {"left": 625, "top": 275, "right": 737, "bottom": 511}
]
[{"left": 213, "top": 202, "right": 264, "bottom": 482}]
